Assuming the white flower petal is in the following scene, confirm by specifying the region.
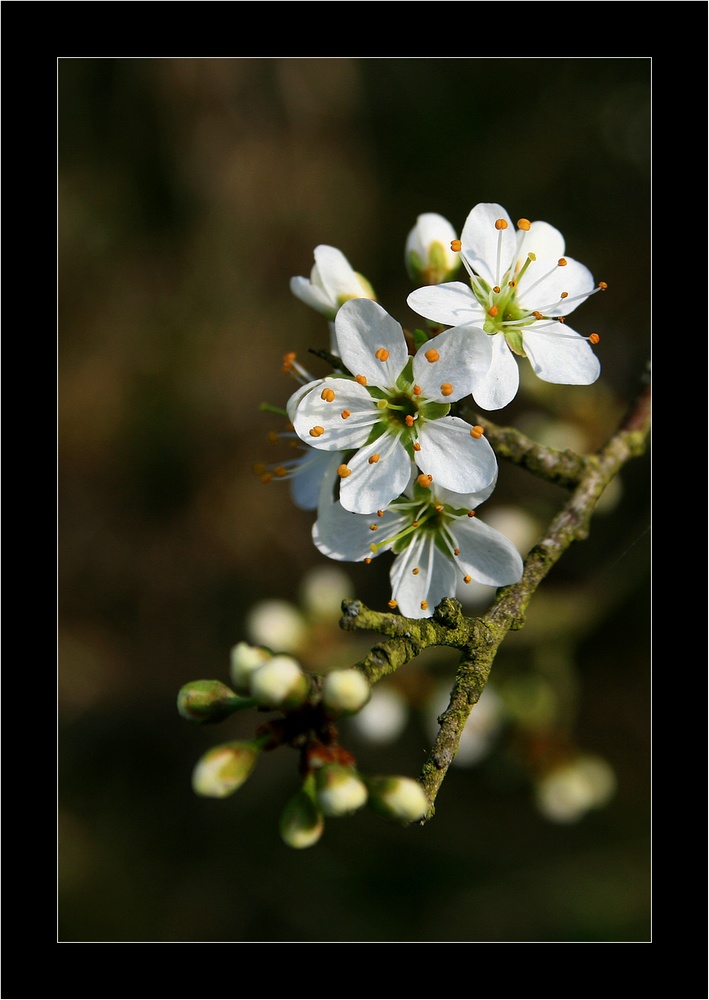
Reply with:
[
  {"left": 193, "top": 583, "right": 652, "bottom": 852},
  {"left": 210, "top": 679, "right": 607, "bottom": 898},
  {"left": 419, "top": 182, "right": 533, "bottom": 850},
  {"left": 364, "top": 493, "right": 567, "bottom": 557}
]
[
  {"left": 461, "top": 203, "right": 516, "bottom": 287},
  {"left": 416, "top": 416, "right": 498, "bottom": 495},
  {"left": 290, "top": 275, "right": 335, "bottom": 317},
  {"left": 312, "top": 245, "right": 362, "bottom": 301},
  {"left": 469, "top": 333, "right": 520, "bottom": 411},
  {"left": 407, "top": 281, "right": 483, "bottom": 328},
  {"left": 390, "top": 533, "right": 457, "bottom": 618},
  {"left": 518, "top": 256, "right": 595, "bottom": 317},
  {"left": 289, "top": 448, "right": 343, "bottom": 510},
  {"left": 453, "top": 516, "right": 524, "bottom": 587},
  {"left": 291, "top": 378, "right": 377, "bottom": 451},
  {"left": 413, "top": 324, "right": 492, "bottom": 402},
  {"left": 334, "top": 299, "right": 409, "bottom": 387},
  {"left": 523, "top": 323, "right": 601, "bottom": 386},
  {"left": 339, "top": 433, "right": 412, "bottom": 514},
  {"left": 515, "top": 220, "right": 565, "bottom": 262}
]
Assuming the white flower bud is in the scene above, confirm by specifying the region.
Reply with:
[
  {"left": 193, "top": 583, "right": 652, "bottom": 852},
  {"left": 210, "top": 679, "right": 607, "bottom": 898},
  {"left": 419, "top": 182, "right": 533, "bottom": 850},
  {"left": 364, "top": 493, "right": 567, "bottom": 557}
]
[
  {"left": 322, "top": 669, "right": 371, "bottom": 716},
  {"left": 245, "top": 599, "right": 308, "bottom": 655},
  {"left": 405, "top": 213, "right": 460, "bottom": 284},
  {"left": 279, "top": 788, "right": 325, "bottom": 850},
  {"left": 249, "top": 655, "right": 309, "bottom": 710},
  {"left": 191, "top": 741, "right": 259, "bottom": 798},
  {"left": 367, "top": 775, "right": 430, "bottom": 823},
  {"left": 534, "top": 754, "right": 617, "bottom": 824},
  {"left": 229, "top": 642, "right": 272, "bottom": 693},
  {"left": 315, "top": 764, "right": 368, "bottom": 817}
]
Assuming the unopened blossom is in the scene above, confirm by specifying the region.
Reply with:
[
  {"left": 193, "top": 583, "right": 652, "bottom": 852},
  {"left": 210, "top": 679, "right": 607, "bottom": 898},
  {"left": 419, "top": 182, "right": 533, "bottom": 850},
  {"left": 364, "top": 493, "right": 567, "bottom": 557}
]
[
  {"left": 290, "top": 245, "right": 376, "bottom": 352},
  {"left": 312, "top": 474, "right": 523, "bottom": 618},
  {"left": 288, "top": 298, "right": 498, "bottom": 515},
  {"left": 405, "top": 212, "right": 461, "bottom": 285},
  {"left": 407, "top": 202, "right": 604, "bottom": 410}
]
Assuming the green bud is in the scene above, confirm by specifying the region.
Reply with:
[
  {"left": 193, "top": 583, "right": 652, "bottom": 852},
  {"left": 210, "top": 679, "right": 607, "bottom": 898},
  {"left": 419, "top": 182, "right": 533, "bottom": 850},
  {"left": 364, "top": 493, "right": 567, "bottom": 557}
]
[
  {"left": 367, "top": 775, "right": 430, "bottom": 824},
  {"left": 249, "top": 654, "right": 309, "bottom": 710},
  {"left": 191, "top": 740, "right": 260, "bottom": 798},
  {"left": 279, "top": 787, "right": 325, "bottom": 849},
  {"left": 229, "top": 641, "right": 272, "bottom": 693},
  {"left": 322, "top": 668, "right": 371, "bottom": 716},
  {"left": 177, "top": 679, "right": 250, "bottom": 724},
  {"left": 315, "top": 764, "right": 368, "bottom": 817}
]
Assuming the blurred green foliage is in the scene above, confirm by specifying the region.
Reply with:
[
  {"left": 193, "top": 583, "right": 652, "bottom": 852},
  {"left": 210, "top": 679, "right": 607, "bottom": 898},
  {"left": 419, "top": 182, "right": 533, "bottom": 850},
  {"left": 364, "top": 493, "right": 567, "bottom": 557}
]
[{"left": 58, "top": 57, "right": 650, "bottom": 942}]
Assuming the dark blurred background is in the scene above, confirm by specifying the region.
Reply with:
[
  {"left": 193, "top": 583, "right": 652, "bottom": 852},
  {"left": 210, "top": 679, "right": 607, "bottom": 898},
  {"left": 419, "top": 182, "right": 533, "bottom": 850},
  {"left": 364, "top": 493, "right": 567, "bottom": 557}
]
[{"left": 58, "top": 57, "right": 651, "bottom": 942}]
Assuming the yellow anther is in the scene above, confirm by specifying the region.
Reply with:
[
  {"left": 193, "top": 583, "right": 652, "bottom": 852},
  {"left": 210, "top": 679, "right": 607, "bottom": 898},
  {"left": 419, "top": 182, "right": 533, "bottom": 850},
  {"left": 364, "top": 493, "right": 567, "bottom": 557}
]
[
  {"left": 532, "top": 311, "right": 544, "bottom": 320},
  {"left": 487, "top": 305, "right": 499, "bottom": 317},
  {"left": 470, "top": 425, "right": 484, "bottom": 439},
  {"left": 405, "top": 414, "right": 415, "bottom": 427},
  {"left": 598, "top": 281, "right": 608, "bottom": 291},
  {"left": 413, "top": 442, "right": 421, "bottom": 452},
  {"left": 337, "top": 464, "right": 352, "bottom": 478},
  {"left": 527, "top": 252, "right": 536, "bottom": 261},
  {"left": 412, "top": 567, "right": 420, "bottom": 575},
  {"left": 453, "top": 547, "right": 460, "bottom": 555},
  {"left": 355, "top": 374, "right": 367, "bottom": 385},
  {"left": 508, "top": 280, "right": 517, "bottom": 287},
  {"left": 283, "top": 351, "right": 297, "bottom": 362},
  {"left": 416, "top": 473, "right": 433, "bottom": 488},
  {"left": 560, "top": 291, "right": 568, "bottom": 299},
  {"left": 368, "top": 453, "right": 380, "bottom": 464},
  {"left": 309, "top": 426, "right": 325, "bottom": 437},
  {"left": 435, "top": 505, "right": 444, "bottom": 512},
  {"left": 413, "top": 384, "right": 422, "bottom": 396},
  {"left": 412, "top": 520, "right": 419, "bottom": 527},
  {"left": 440, "top": 383, "right": 453, "bottom": 397},
  {"left": 463, "top": 575, "right": 472, "bottom": 584},
  {"left": 558, "top": 316, "right": 566, "bottom": 323},
  {"left": 364, "top": 557, "right": 372, "bottom": 564},
  {"left": 369, "top": 524, "right": 378, "bottom": 531},
  {"left": 375, "top": 348, "right": 389, "bottom": 362},
  {"left": 341, "top": 409, "right": 351, "bottom": 419},
  {"left": 589, "top": 333, "right": 600, "bottom": 345},
  {"left": 493, "top": 286, "right": 501, "bottom": 294},
  {"left": 260, "top": 473, "right": 273, "bottom": 484},
  {"left": 420, "top": 600, "right": 429, "bottom": 610},
  {"left": 273, "top": 466, "right": 288, "bottom": 477},
  {"left": 377, "top": 510, "right": 384, "bottom": 517},
  {"left": 558, "top": 257, "right": 567, "bottom": 267},
  {"left": 467, "top": 510, "right": 475, "bottom": 518},
  {"left": 451, "top": 239, "right": 462, "bottom": 252},
  {"left": 424, "top": 349, "right": 440, "bottom": 363},
  {"left": 495, "top": 219, "right": 508, "bottom": 230},
  {"left": 388, "top": 599, "right": 398, "bottom": 609},
  {"left": 321, "top": 387, "right": 336, "bottom": 402},
  {"left": 517, "top": 218, "right": 531, "bottom": 231}
]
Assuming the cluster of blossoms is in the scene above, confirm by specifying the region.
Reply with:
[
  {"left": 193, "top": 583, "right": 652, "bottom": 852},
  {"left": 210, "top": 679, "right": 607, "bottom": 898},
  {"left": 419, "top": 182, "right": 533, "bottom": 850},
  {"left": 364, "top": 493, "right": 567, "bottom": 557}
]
[
  {"left": 263, "top": 203, "right": 603, "bottom": 618},
  {"left": 177, "top": 645, "right": 430, "bottom": 848}
]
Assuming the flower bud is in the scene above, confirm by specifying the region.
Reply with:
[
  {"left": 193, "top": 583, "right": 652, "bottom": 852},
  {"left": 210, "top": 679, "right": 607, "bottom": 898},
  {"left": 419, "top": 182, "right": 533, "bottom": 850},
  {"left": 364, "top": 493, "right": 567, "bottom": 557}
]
[
  {"left": 534, "top": 754, "right": 617, "bottom": 824},
  {"left": 322, "top": 668, "right": 371, "bottom": 716},
  {"left": 290, "top": 245, "right": 376, "bottom": 321},
  {"left": 177, "top": 679, "right": 244, "bottom": 723},
  {"left": 229, "top": 641, "right": 272, "bottom": 693},
  {"left": 315, "top": 764, "right": 368, "bottom": 817},
  {"left": 367, "top": 775, "right": 430, "bottom": 824},
  {"left": 248, "top": 654, "right": 310, "bottom": 710},
  {"left": 405, "top": 213, "right": 461, "bottom": 285},
  {"left": 191, "top": 741, "right": 260, "bottom": 798},
  {"left": 245, "top": 599, "right": 308, "bottom": 655},
  {"left": 279, "top": 787, "right": 325, "bottom": 849}
]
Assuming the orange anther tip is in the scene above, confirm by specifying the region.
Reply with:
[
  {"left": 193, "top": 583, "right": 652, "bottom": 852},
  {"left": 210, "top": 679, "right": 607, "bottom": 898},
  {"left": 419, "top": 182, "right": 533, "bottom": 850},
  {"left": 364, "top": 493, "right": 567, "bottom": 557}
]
[
  {"left": 589, "top": 333, "right": 600, "bottom": 345},
  {"left": 467, "top": 510, "right": 476, "bottom": 517},
  {"left": 321, "top": 387, "right": 336, "bottom": 402},
  {"left": 309, "top": 426, "right": 325, "bottom": 437},
  {"left": 375, "top": 348, "right": 389, "bottom": 362},
  {"left": 464, "top": 575, "right": 472, "bottom": 584},
  {"left": 451, "top": 239, "right": 462, "bottom": 252},
  {"left": 368, "top": 453, "right": 380, "bottom": 464},
  {"left": 487, "top": 305, "right": 499, "bottom": 317},
  {"left": 494, "top": 219, "right": 508, "bottom": 230},
  {"left": 405, "top": 414, "right": 415, "bottom": 427},
  {"left": 337, "top": 464, "right": 352, "bottom": 478},
  {"left": 558, "top": 257, "right": 567, "bottom": 266},
  {"left": 424, "top": 349, "right": 440, "bottom": 363},
  {"left": 341, "top": 410, "right": 351, "bottom": 419},
  {"left": 440, "top": 383, "right": 453, "bottom": 397},
  {"left": 388, "top": 600, "right": 398, "bottom": 608},
  {"left": 517, "top": 218, "right": 531, "bottom": 231},
  {"left": 420, "top": 601, "right": 429, "bottom": 610},
  {"left": 470, "top": 425, "right": 484, "bottom": 439},
  {"left": 355, "top": 374, "right": 367, "bottom": 385},
  {"left": 598, "top": 281, "right": 608, "bottom": 290},
  {"left": 413, "top": 385, "right": 422, "bottom": 395}
]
